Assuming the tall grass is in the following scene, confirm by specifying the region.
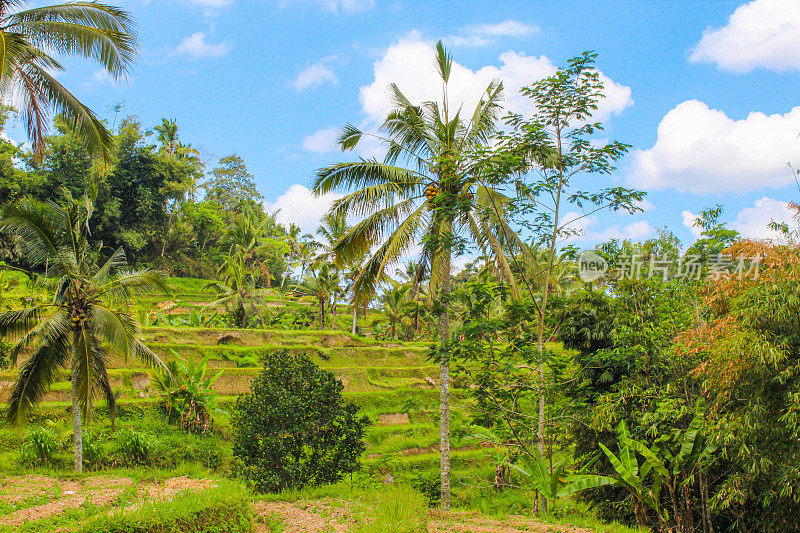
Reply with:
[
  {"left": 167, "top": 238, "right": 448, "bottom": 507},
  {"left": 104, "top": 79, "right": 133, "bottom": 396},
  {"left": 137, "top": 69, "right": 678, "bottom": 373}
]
[{"left": 356, "top": 485, "right": 427, "bottom": 533}]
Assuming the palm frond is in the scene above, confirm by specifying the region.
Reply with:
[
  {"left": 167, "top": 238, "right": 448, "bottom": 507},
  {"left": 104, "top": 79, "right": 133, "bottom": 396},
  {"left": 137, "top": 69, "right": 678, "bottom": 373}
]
[
  {"left": 8, "top": 2, "right": 137, "bottom": 79},
  {"left": 0, "top": 198, "right": 67, "bottom": 268},
  {"left": 6, "top": 330, "right": 69, "bottom": 424},
  {"left": 90, "top": 304, "right": 137, "bottom": 360},
  {"left": 8, "top": 308, "right": 69, "bottom": 366},
  {"left": 350, "top": 202, "right": 428, "bottom": 304},
  {"left": 314, "top": 160, "right": 425, "bottom": 196}
]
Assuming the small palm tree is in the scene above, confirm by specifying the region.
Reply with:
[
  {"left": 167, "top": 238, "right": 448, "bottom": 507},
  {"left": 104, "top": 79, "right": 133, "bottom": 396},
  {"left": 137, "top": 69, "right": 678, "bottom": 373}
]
[
  {"left": 301, "top": 263, "right": 341, "bottom": 329},
  {"left": 205, "top": 253, "right": 274, "bottom": 328},
  {"left": 314, "top": 211, "right": 349, "bottom": 267},
  {"left": 154, "top": 118, "right": 178, "bottom": 154},
  {"left": 0, "top": 1, "right": 137, "bottom": 157},
  {"left": 380, "top": 283, "right": 411, "bottom": 339},
  {"left": 0, "top": 194, "right": 167, "bottom": 472}
]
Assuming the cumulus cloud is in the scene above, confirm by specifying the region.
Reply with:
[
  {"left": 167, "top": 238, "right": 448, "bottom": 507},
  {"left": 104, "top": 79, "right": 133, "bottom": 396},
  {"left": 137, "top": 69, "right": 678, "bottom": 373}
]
[
  {"left": 360, "top": 32, "right": 631, "bottom": 126},
  {"left": 690, "top": 0, "right": 800, "bottom": 73},
  {"left": 681, "top": 211, "right": 704, "bottom": 240},
  {"left": 174, "top": 32, "right": 231, "bottom": 59},
  {"left": 447, "top": 19, "right": 539, "bottom": 47},
  {"left": 562, "top": 211, "right": 654, "bottom": 245},
  {"left": 302, "top": 127, "right": 339, "bottom": 153},
  {"left": 303, "top": 33, "right": 631, "bottom": 159},
  {"left": 264, "top": 184, "right": 343, "bottom": 235},
  {"left": 733, "top": 197, "right": 796, "bottom": 240},
  {"left": 293, "top": 58, "right": 338, "bottom": 90},
  {"left": 630, "top": 100, "right": 800, "bottom": 194}
]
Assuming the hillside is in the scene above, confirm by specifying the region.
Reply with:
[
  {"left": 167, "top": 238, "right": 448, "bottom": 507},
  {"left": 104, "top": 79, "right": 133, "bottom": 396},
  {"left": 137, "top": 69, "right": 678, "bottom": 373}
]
[{"left": 0, "top": 276, "right": 640, "bottom": 532}]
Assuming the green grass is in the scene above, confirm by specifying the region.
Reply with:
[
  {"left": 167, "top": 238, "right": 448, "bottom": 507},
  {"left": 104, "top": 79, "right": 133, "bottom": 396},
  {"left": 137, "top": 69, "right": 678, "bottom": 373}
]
[
  {"left": 0, "top": 276, "right": 637, "bottom": 532},
  {"left": 79, "top": 480, "right": 252, "bottom": 533}
]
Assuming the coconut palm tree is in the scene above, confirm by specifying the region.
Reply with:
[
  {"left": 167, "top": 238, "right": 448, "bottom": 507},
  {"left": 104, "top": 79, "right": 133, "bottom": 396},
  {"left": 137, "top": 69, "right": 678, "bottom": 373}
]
[
  {"left": 301, "top": 263, "right": 341, "bottom": 330},
  {"left": 314, "top": 211, "right": 349, "bottom": 267},
  {"left": 205, "top": 252, "right": 274, "bottom": 328},
  {"left": 0, "top": 194, "right": 166, "bottom": 472},
  {"left": 0, "top": 1, "right": 137, "bottom": 157},
  {"left": 313, "top": 42, "right": 505, "bottom": 509},
  {"left": 154, "top": 118, "right": 178, "bottom": 155},
  {"left": 379, "top": 282, "right": 411, "bottom": 339}
]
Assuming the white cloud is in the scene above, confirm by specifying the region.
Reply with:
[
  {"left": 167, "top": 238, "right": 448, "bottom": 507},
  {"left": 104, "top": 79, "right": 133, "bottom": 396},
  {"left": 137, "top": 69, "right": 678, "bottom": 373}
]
[
  {"left": 448, "top": 19, "right": 539, "bottom": 47},
  {"left": 187, "top": 0, "right": 233, "bottom": 7},
  {"left": 733, "top": 197, "right": 796, "bottom": 240},
  {"left": 681, "top": 211, "right": 704, "bottom": 240},
  {"left": 469, "top": 20, "right": 538, "bottom": 38},
  {"left": 360, "top": 32, "right": 631, "bottom": 127},
  {"left": 87, "top": 69, "right": 131, "bottom": 88},
  {"left": 304, "top": 33, "right": 631, "bottom": 157},
  {"left": 562, "top": 211, "right": 654, "bottom": 245},
  {"left": 630, "top": 100, "right": 800, "bottom": 194},
  {"left": 265, "top": 184, "right": 344, "bottom": 235},
  {"left": 293, "top": 58, "right": 338, "bottom": 90},
  {"left": 302, "top": 127, "right": 339, "bottom": 153},
  {"left": 690, "top": 0, "right": 800, "bottom": 73},
  {"left": 174, "top": 32, "right": 231, "bottom": 59},
  {"left": 318, "top": 0, "right": 374, "bottom": 13}
]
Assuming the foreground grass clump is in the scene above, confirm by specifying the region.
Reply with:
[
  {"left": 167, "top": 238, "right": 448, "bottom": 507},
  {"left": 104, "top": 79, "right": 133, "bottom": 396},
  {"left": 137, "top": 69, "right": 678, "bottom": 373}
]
[
  {"left": 79, "top": 481, "right": 252, "bottom": 533},
  {"left": 355, "top": 485, "right": 427, "bottom": 533}
]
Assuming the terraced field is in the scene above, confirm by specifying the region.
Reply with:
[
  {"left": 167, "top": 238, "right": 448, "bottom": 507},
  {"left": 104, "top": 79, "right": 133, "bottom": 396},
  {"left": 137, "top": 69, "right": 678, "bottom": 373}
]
[{"left": 0, "top": 277, "right": 643, "bottom": 532}]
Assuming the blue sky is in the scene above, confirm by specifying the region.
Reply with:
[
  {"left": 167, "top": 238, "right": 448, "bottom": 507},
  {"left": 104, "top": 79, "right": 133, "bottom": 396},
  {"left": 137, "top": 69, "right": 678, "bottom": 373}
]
[{"left": 11, "top": 0, "right": 800, "bottom": 250}]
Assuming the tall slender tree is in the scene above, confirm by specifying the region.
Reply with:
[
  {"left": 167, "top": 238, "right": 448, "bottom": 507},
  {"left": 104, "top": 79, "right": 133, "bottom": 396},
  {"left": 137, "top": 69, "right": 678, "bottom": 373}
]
[
  {"left": 0, "top": 1, "right": 137, "bottom": 158},
  {"left": 0, "top": 194, "right": 166, "bottom": 472},
  {"left": 313, "top": 42, "right": 504, "bottom": 509},
  {"left": 489, "top": 52, "right": 645, "bottom": 512}
]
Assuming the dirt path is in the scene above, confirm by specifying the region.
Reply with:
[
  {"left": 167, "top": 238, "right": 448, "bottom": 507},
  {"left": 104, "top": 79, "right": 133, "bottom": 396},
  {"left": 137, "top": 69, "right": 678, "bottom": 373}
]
[
  {"left": 253, "top": 499, "right": 598, "bottom": 533},
  {"left": 0, "top": 475, "right": 212, "bottom": 528}
]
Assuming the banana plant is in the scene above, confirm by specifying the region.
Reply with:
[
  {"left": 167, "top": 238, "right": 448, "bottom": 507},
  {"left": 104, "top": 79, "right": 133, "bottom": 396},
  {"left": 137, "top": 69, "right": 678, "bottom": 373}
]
[
  {"left": 510, "top": 450, "right": 615, "bottom": 509},
  {"left": 580, "top": 421, "right": 670, "bottom": 528}
]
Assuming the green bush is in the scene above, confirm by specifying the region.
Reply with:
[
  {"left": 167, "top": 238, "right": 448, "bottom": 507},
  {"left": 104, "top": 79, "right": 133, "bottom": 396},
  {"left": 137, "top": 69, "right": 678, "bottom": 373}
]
[
  {"left": 21, "top": 426, "right": 57, "bottom": 465},
  {"left": 113, "top": 429, "right": 154, "bottom": 466},
  {"left": 233, "top": 350, "right": 369, "bottom": 493},
  {"left": 356, "top": 485, "right": 427, "bottom": 533},
  {"left": 82, "top": 431, "right": 106, "bottom": 470},
  {"left": 80, "top": 481, "right": 252, "bottom": 533}
]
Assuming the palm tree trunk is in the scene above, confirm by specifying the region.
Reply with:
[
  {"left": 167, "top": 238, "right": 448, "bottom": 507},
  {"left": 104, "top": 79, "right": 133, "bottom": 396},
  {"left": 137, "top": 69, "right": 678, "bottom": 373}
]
[
  {"left": 351, "top": 305, "right": 358, "bottom": 335},
  {"left": 71, "top": 365, "right": 83, "bottom": 473},
  {"left": 319, "top": 299, "right": 326, "bottom": 329},
  {"left": 438, "top": 246, "right": 452, "bottom": 511}
]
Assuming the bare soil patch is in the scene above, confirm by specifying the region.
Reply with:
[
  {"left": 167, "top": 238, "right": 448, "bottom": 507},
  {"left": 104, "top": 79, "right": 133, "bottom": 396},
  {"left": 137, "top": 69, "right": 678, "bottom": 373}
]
[
  {"left": 254, "top": 499, "right": 353, "bottom": 533},
  {"left": 377, "top": 413, "right": 410, "bottom": 425},
  {"left": 0, "top": 475, "right": 212, "bottom": 528},
  {"left": 252, "top": 500, "right": 599, "bottom": 533}
]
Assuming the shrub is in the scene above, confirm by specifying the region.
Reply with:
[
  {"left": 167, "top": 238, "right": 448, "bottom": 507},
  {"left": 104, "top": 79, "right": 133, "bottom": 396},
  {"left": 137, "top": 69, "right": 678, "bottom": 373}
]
[
  {"left": 233, "top": 350, "right": 368, "bottom": 493},
  {"left": 80, "top": 481, "right": 252, "bottom": 533},
  {"left": 356, "top": 486, "right": 427, "bottom": 533},
  {"left": 113, "top": 429, "right": 154, "bottom": 466},
  {"left": 21, "top": 426, "right": 57, "bottom": 465},
  {"left": 82, "top": 431, "right": 106, "bottom": 470}
]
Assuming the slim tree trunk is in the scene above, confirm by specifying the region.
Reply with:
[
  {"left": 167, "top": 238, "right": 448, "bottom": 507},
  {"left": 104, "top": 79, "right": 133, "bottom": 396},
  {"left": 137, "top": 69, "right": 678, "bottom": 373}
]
[
  {"left": 534, "top": 123, "right": 565, "bottom": 514},
  {"left": 351, "top": 305, "right": 358, "bottom": 335},
  {"left": 438, "top": 245, "right": 452, "bottom": 510},
  {"left": 71, "top": 365, "right": 83, "bottom": 473}
]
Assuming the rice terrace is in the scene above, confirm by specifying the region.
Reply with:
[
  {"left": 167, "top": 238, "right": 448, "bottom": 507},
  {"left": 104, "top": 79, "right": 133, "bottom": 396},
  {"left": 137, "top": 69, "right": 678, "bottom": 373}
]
[{"left": 0, "top": 1, "right": 798, "bottom": 532}]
